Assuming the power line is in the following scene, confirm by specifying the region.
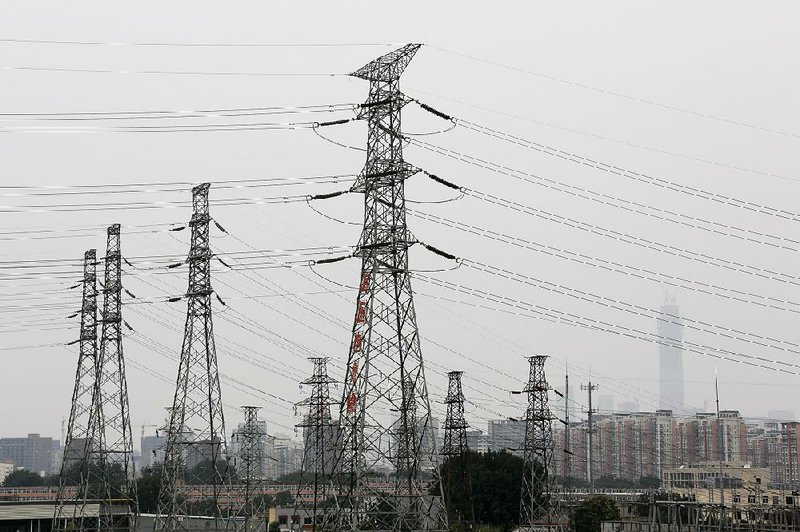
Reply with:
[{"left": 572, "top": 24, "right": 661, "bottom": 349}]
[
  {"left": 0, "top": 172, "right": 357, "bottom": 191},
  {"left": 449, "top": 189, "right": 800, "bottom": 287},
  {"left": 405, "top": 86, "right": 800, "bottom": 186},
  {"left": 426, "top": 45, "right": 800, "bottom": 140},
  {"left": 0, "top": 102, "right": 356, "bottom": 120},
  {"left": 410, "top": 140, "right": 799, "bottom": 251},
  {"left": 2, "top": 65, "right": 340, "bottom": 77},
  {"left": 415, "top": 274, "right": 798, "bottom": 376},
  {"left": 409, "top": 209, "right": 800, "bottom": 315},
  {"left": 0, "top": 38, "right": 397, "bottom": 48},
  {"left": 452, "top": 117, "right": 800, "bottom": 225},
  {"left": 0, "top": 119, "right": 323, "bottom": 133}
]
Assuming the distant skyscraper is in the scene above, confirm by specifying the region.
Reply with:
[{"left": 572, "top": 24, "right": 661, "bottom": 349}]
[
  {"left": 598, "top": 394, "right": 615, "bottom": 414},
  {"left": 140, "top": 434, "right": 166, "bottom": 469},
  {"left": 658, "top": 300, "right": 684, "bottom": 412}
]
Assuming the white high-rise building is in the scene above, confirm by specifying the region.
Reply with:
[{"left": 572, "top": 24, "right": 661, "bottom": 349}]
[{"left": 657, "top": 301, "right": 684, "bottom": 412}]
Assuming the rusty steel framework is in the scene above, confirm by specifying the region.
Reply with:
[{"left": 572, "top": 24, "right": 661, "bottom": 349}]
[
  {"left": 519, "top": 356, "right": 564, "bottom": 532},
  {"left": 234, "top": 406, "right": 268, "bottom": 532},
  {"left": 156, "top": 184, "right": 231, "bottom": 532},
  {"left": 54, "top": 249, "right": 101, "bottom": 532},
  {"left": 295, "top": 357, "right": 338, "bottom": 531},
  {"left": 324, "top": 43, "right": 447, "bottom": 532}
]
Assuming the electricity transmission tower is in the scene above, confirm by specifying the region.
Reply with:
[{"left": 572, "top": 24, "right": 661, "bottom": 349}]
[
  {"left": 441, "top": 371, "right": 474, "bottom": 531},
  {"left": 326, "top": 43, "right": 447, "bottom": 531},
  {"left": 55, "top": 249, "right": 101, "bottom": 532},
  {"left": 156, "top": 183, "right": 231, "bottom": 531},
  {"left": 234, "top": 406, "right": 268, "bottom": 532},
  {"left": 95, "top": 224, "right": 137, "bottom": 532},
  {"left": 295, "top": 357, "right": 337, "bottom": 531},
  {"left": 519, "top": 356, "right": 563, "bottom": 532}
]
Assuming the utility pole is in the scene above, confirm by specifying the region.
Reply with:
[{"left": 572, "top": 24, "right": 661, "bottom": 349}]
[
  {"left": 54, "top": 249, "right": 100, "bottom": 532},
  {"left": 519, "top": 355, "right": 563, "bottom": 532},
  {"left": 581, "top": 382, "right": 598, "bottom": 492},
  {"left": 563, "top": 369, "right": 571, "bottom": 489},
  {"left": 716, "top": 372, "right": 725, "bottom": 531},
  {"left": 295, "top": 357, "right": 337, "bottom": 532},
  {"left": 235, "top": 406, "right": 268, "bottom": 532},
  {"left": 327, "top": 44, "right": 446, "bottom": 532},
  {"left": 156, "top": 184, "right": 230, "bottom": 532},
  {"left": 95, "top": 224, "right": 137, "bottom": 532},
  {"left": 441, "top": 371, "right": 474, "bottom": 531}
]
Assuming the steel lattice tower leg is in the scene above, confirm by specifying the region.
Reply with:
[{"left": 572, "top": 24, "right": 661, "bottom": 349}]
[
  {"left": 54, "top": 249, "right": 101, "bottom": 532},
  {"left": 95, "top": 224, "right": 137, "bottom": 532},
  {"left": 295, "top": 357, "right": 337, "bottom": 532},
  {"left": 441, "top": 371, "right": 474, "bottom": 532},
  {"left": 327, "top": 43, "right": 447, "bottom": 532},
  {"left": 234, "top": 406, "right": 268, "bottom": 532},
  {"left": 156, "top": 184, "right": 231, "bottom": 531},
  {"left": 519, "top": 356, "right": 564, "bottom": 532}
]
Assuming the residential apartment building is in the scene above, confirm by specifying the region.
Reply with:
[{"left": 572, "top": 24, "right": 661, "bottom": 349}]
[
  {"left": 487, "top": 419, "right": 526, "bottom": 457},
  {"left": 552, "top": 410, "right": 748, "bottom": 483}
]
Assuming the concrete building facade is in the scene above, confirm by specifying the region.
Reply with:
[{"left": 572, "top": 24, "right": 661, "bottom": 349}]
[
  {"left": 0, "top": 434, "right": 55, "bottom": 476},
  {"left": 553, "top": 410, "right": 748, "bottom": 484}
]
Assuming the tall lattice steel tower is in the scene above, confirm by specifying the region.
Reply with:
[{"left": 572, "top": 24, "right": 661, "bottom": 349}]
[
  {"left": 441, "top": 371, "right": 474, "bottom": 531},
  {"left": 156, "top": 183, "right": 231, "bottom": 531},
  {"left": 55, "top": 249, "right": 100, "bottom": 532},
  {"left": 441, "top": 371, "right": 468, "bottom": 459},
  {"left": 295, "top": 357, "right": 337, "bottom": 531},
  {"left": 234, "top": 406, "right": 268, "bottom": 532},
  {"left": 327, "top": 43, "right": 446, "bottom": 532},
  {"left": 95, "top": 224, "right": 137, "bottom": 532},
  {"left": 519, "top": 356, "right": 563, "bottom": 532}
]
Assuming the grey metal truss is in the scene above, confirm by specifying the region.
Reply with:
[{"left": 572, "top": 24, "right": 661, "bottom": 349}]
[
  {"left": 94, "top": 224, "right": 137, "bottom": 532},
  {"left": 156, "top": 184, "right": 231, "bottom": 532},
  {"left": 520, "top": 356, "right": 564, "bottom": 532},
  {"left": 295, "top": 357, "right": 338, "bottom": 531},
  {"left": 54, "top": 249, "right": 101, "bottom": 532},
  {"left": 234, "top": 406, "right": 268, "bottom": 532},
  {"left": 325, "top": 43, "right": 447, "bottom": 532}
]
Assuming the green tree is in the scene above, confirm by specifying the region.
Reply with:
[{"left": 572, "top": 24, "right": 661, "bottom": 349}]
[
  {"left": 275, "top": 470, "right": 304, "bottom": 484},
  {"left": 136, "top": 465, "right": 162, "bottom": 514},
  {"left": 638, "top": 476, "right": 661, "bottom": 489},
  {"left": 187, "top": 459, "right": 237, "bottom": 485},
  {"left": 573, "top": 495, "right": 620, "bottom": 532},
  {"left": 274, "top": 490, "right": 294, "bottom": 507},
  {"left": 253, "top": 493, "right": 275, "bottom": 509},
  {"left": 2, "top": 469, "right": 45, "bottom": 487},
  {"left": 432, "top": 450, "right": 524, "bottom": 532}
]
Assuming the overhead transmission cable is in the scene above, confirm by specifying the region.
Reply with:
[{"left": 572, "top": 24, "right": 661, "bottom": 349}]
[
  {"left": 408, "top": 177, "right": 800, "bottom": 288},
  {"left": 0, "top": 102, "right": 357, "bottom": 121},
  {"left": 405, "top": 86, "right": 800, "bottom": 186},
  {"left": 410, "top": 137, "right": 799, "bottom": 251},
  {"left": 0, "top": 38, "right": 397, "bottom": 48},
  {"left": 449, "top": 115, "right": 800, "bottom": 225},
  {"left": 425, "top": 44, "right": 800, "bottom": 140},
  {"left": 415, "top": 274, "right": 797, "bottom": 376},
  {"left": 409, "top": 209, "right": 800, "bottom": 315}
]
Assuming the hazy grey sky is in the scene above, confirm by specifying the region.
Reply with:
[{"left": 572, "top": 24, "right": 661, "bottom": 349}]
[{"left": 1, "top": 1, "right": 799, "bottom": 445}]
